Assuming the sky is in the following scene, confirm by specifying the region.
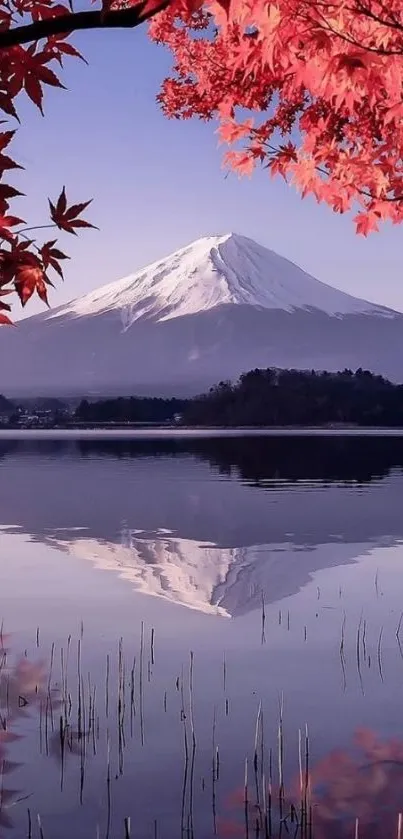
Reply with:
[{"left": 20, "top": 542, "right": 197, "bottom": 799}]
[{"left": 11, "top": 21, "right": 403, "bottom": 318}]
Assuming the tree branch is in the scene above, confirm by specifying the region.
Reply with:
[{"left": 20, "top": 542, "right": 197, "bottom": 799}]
[{"left": 0, "top": 0, "right": 170, "bottom": 49}]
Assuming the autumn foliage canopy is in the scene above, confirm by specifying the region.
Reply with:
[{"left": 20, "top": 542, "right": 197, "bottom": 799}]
[{"left": 0, "top": 0, "right": 403, "bottom": 319}]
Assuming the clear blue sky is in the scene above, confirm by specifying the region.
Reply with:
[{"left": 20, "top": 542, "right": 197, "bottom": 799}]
[{"left": 12, "top": 22, "right": 403, "bottom": 317}]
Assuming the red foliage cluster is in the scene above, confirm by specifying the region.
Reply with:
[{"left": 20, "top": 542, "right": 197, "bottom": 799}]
[
  {"left": 306, "top": 727, "right": 403, "bottom": 837},
  {"left": 0, "top": 633, "right": 50, "bottom": 829},
  {"left": 217, "top": 727, "right": 403, "bottom": 838},
  {"left": 151, "top": 0, "right": 403, "bottom": 235},
  {"left": 0, "top": 0, "right": 101, "bottom": 322}
]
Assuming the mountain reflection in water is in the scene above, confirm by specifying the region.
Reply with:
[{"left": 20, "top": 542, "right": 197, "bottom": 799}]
[{"left": 1, "top": 436, "right": 403, "bottom": 616}]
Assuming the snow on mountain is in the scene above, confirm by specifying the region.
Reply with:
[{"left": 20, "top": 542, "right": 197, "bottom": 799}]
[
  {"left": 1, "top": 232, "right": 402, "bottom": 396},
  {"left": 46, "top": 232, "right": 393, "bottom": 326}
]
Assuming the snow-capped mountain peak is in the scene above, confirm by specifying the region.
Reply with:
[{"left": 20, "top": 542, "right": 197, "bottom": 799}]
[
  {"left": 46, "top": 232, "right": 393, "bottom": 328},
  {"left": 3, "top": 231, "right": 402, "bottom": 398}
]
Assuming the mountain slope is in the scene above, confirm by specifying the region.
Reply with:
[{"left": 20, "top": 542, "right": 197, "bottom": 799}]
[
  {"left": 0, "top": 233, "right": 402, "bottom": 396},
  {"left": 46, "top": 232, "right": 393, "bottom": 325}
]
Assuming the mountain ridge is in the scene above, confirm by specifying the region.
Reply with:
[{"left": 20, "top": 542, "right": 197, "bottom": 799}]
[{"left": 42, "top": 232, "right": 395, "bottom": 326}]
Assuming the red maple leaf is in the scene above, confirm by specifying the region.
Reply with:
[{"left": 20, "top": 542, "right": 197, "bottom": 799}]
[
  {"left": 15, "top": 261, "right": 49, "bottom": 306},
  {"left": 40, "top": 239, "right": 69, "bottom": 278},
  {"left": 0, "top": 214, "right": 24, "bottom": 243},
  {"left": 8, "top": 45, "right": 65, "bottom": 113},
  {"left": 354, "top": 211, "right": 380, "bottom": 236},
  {"left": 44, "top": 35, "right": 86, "bottom": 66},
  {"left": 49, "top": 187, "right": 96, "bottom": 235},
  {"left": 0, "top": 287, "right": 13, "bottom": 316}
]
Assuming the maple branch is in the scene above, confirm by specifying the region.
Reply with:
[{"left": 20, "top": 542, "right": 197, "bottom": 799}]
[
  {"left": 353, "top": 0, "right": 403, "bottom": 32},
  {"left": 298, "top": 0, "right": 403, "bottom": 55},
  {"left": 0, "top": 0, "right": 169, "bottom": 49},
  {"left": 257, "top": 134, "right": 403, "bottom": 207}
]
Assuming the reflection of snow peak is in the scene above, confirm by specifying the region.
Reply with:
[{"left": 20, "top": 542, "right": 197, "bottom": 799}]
[
  {"left": 45, "top": 528, "right": 374, "bottom": 618},
  {"left": 50, "top": 529, "right": 238, "bottom": 616}
]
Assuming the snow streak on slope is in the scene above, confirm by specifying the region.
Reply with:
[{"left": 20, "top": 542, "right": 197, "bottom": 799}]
[{"left": 46, "top": 233, "right": 394, "bottom": 328}]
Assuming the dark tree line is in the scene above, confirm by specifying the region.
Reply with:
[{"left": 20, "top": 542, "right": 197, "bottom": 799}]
[
  {"left": 183, "top": 367, "right": 403, "bottom": 427},
  {"left": 0, "top": 394, "right": 16, "bottom": 416},
  {"left": 33, "top": 366, "right": 403, "bottom": 428},
  {"left": 76, "top": 396, "right": 187, "bottom": 424}
]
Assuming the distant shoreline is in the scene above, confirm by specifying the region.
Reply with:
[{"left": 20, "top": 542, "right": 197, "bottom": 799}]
[{"left": 3, "top": 425, "right": 403, "bottom": 438}]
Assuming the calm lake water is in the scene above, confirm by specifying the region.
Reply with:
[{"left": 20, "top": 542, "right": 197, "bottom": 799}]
[{"left": 1, "top": 434, "right": 403, "bottom": 838}]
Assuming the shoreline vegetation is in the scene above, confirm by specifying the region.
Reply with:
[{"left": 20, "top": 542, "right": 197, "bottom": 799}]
[
  {"left": 4, "top": 620, "right": 403, "bottom": 839},
  {"left": 5, "top": 367, "right": 403, "bottom": 429}
]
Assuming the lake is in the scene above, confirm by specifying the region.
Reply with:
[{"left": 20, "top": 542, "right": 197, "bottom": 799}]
[{"left": 1, "top": 433, "right": 403, "bottom": 838}]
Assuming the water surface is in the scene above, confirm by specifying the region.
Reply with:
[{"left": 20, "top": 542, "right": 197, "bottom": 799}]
[{"left": 1, "top": 435, "right": 403, "bottom": 838}]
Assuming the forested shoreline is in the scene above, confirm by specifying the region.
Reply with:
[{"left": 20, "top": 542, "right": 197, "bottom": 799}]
[
  {"left": 4, "top": 367, "right": 403, "bottom": 428},
  {"left": 73, "top": 368, "right": 403, "bottom": 428}
]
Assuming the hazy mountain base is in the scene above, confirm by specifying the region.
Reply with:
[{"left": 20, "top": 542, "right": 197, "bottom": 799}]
[{"left": 2, "top": 306, "right": 403, "bottom": 397}]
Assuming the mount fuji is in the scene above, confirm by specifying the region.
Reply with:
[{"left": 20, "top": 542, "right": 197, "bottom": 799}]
[{"left": 1, "top": 232, "right": 402, "bottom": 396}]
